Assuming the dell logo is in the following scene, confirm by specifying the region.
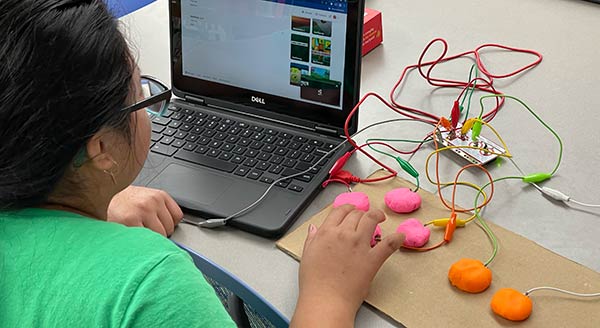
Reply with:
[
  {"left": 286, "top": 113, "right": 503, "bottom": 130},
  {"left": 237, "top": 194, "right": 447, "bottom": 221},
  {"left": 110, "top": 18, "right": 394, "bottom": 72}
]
[{"left": 251, "top": 96, "right": 266, "bottom": 105}]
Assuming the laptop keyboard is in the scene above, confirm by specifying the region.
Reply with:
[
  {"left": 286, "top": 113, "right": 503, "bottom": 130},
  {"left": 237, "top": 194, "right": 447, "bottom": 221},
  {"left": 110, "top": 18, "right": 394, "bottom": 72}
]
[{"left": 149, "top": 104, "right": 338, "bottom": 192}]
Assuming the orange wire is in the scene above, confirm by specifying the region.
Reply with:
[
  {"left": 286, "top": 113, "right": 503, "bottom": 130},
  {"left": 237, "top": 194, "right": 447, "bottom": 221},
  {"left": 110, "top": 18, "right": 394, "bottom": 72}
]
[
  {"left": 402, "top": 240, "right": 446, "bottom": 252},
  {"left": 430, "top": 121, "right": 494, "bottom": 213}
]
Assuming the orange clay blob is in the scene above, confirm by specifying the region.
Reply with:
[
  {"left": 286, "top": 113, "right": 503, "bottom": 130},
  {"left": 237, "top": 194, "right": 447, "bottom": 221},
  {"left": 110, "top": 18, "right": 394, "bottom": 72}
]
[
  {"left": 490, "top": 288, "right": 533, "bottom": 321},
  {"left": 447, "top": 258, "right": 492, "bottom": 293}
]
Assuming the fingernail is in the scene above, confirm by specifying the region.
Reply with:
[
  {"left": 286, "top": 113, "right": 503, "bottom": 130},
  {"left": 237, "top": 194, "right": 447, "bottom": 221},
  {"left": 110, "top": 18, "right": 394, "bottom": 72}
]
[{"left": 308, "top": 224, "right": 316, "bottom": 233}]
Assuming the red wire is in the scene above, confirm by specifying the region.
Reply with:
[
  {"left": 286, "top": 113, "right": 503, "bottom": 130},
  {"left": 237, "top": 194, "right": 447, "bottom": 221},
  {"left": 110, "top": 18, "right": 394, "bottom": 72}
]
[{"left": 340, "top": 38, "right": 542, "bottom": 187}]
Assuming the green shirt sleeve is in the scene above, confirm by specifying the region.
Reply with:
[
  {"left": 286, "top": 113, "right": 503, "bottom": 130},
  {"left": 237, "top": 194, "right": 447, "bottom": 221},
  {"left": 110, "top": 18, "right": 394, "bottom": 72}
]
[{"left": 120, "top": 251, "right": 237, "bottom": 328}]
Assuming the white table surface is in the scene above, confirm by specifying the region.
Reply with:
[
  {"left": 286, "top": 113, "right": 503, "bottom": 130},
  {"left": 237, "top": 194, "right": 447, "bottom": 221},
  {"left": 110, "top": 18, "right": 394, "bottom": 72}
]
[{"left": 121, "top": 0, "right": 600, "bottom": 326}]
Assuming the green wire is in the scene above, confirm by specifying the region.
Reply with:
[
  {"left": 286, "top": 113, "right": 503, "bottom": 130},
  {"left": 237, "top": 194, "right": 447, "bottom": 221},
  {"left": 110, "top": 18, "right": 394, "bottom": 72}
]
[
  {"left": 459, "top": 65, "right": 476, "bottom": 109},
  {"left": 460, "top": 65, "right": 479, "bottom": 120},
  {"left": 464, "top": 66, "right": 479, "bottom": 120},
  {"left": 473, "top": 176, "right": 523, "bottom": 266},
  {"left": 478, "top": 94, "right": 564, "bottom": 175},
  {"left": 366, "top": 137, "right": 429, "bottom": 191}
]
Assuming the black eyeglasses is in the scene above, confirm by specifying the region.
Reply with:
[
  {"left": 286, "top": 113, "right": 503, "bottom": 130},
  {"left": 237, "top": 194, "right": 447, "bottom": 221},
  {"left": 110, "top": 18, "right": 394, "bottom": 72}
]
[{"left": 121, "top": 75, "right": 171, "bottom": 117}]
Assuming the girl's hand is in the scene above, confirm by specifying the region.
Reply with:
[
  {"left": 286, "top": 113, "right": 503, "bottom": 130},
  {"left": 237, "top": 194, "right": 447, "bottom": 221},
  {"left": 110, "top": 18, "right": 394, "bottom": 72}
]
[{"left": 107, "top": 186, "right": 183, "bottom": 236}]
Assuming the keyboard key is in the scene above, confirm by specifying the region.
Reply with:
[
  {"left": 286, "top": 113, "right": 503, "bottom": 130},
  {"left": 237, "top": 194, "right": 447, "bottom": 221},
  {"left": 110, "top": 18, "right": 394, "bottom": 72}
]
[
  {"left": 250, "top": 125, "right": 264, "bottom": 132},
  {"left": 240, "top": 129, "right": 253, "bottom": 138},
  {"left": 231, "top": 155, "right": 245, "bottom": 164},
  {"left": 263, "top": 144, "right": 276, "bottom": 153},
  {"left": 226, "top": 135, "right": 240, "bottom": 143},
  {"left": 247, "top": 170, "right": 262, "bottom": 180},
  {"left": 195, "top": 146, "right": 209, "bottom": 154},
  {"left": 263, "top": 136, "right": 277, "bottom": 144},
  {"left": 279, "top": 132, "right": 292, "bottom": 139},
  {"left": 293, "top": 136, "right": 307, "bottom": 143},
  {"left": 223, "top": 118, "right": 236, "bottom": 125},
  {"left": 233, "top": 146, "right": 245, "bottom": 155},
  {"left": 151, "top": 143, "right": 177, "bottom": 156},
  {"left": 172, "top": 112, "right": 185, "bottom": 121},
  {"left": 219, "top": 152, "right": 233, "bottom": 161},
  {"left": 310, "top": 139, "right": 324, "bottom": 147},
  {"left": 228, "top": 126, "right": 241, "bottom": 135},
  {"left": 174, "top": 150, "right": 237, "bottom": 173},
  {"left": 191, "top": 126, "right": 204, "bottom": 134},
  {"left": 152, "top": 125, "right": 165, "bottom": 133},
  {"left": 269, "top": 155, "right": 283, "bottom": 164},
  {"left": 160, "top": 137, "right": 174, "bottom": 145},
  {"left": 288, "top": 141, "right": 301, "bottom": 150},
  {"left": 244, "top": 149, "right": 258, "bottom": 158},
  {"left": 163, "top": 128, "right": 176, "bottom": 136},
  {"left": 172, "top": 140, "right": 185, "bottom": 148},
  {"left": 276, "top": 179, "right": 290, "bottom": 188},
  {"left": 207, "top": 121, "right": 219, "bottom": 129},
  {"left": 250, "top": 141, "right": 263, "bottom": 150},
  {"left": 168, "top": 121, "right": 182, "bottom": 129},
  {"left": 275, "top": 147, "right": 288, "bottom": 156},
  {"left": 296, "top": 173, "right": 313, "bottom": 182},
  {"left": 300, "top": 153, "right": 316, "bottom": 163},
  {"left": 289, "top": 150, "right": 301, "bottom": 159},
  {"left": 256, "top": 161, "right": 270, "bottom": 171},
  {"left": 151, "top": 132, "right": 162, "bottom": 142},
  {"left": 243, "top": 158, "right": 258, "bottom": 167},
  {"left": 282, "top": 158, "right": 297, "bottom": 168},
  {"left": 180, "top": 123, "right": 193, "bottom": 131},
  {"left": 183, "top": 143, "right": 197, "bottom": 152},
  {"left": 174, "top": 131, "right": 188, "bottom": 139},
  {"left": 202, "top": 130, "right": 216, "bottom": 137},
  {"left": 208, "top": 140, "right": 222, "bottom": 148},
  {"left": 221, "top": 143, "right": 234, "bottom": 152},
  {"left": 260, "top": 176, "right": 275, "bottom": 184},
  {"left": 275, "top": 139, "right": 290, "bottom": 147},
  {"left": 288, "top": 184, "right": 304, "bottom": 192},
  {"left": 207, "top": 149, "right": 221, "bottom": 158},
  {"left": 152, "top": 116, "right": 171, "bottom": 126},
  {"left": 234, "top": 166, "right": 249, "bottom": 176},
  {"left": 186, "top": 134, "right": 199, "bottom": 142},
  {"left": 265, "top": 129, "right": 277, "bottom": 135},
  {"left": 257, "top": 152, "right": 271, "bottom": 161},
  {"left": 252, "top": 132, "right": 265, "bottom": 141},
  {"left": 269, "top": 165, "right": 284, "bottom": 174},
  {"left": 300, "top": 144, "right": 315, "bottom": 153},
  {"left": 214, "top": 132, "right": 227, "bottom": 140}
]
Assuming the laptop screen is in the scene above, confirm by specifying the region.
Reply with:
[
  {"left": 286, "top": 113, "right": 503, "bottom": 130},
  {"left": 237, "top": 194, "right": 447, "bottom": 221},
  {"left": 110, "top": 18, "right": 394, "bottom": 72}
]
[
  {"left": 170, "top": 0, "right": 363, "bottom": 135},
  {"left": 181, "top": 0, "right": 348, "bottom": 110}
]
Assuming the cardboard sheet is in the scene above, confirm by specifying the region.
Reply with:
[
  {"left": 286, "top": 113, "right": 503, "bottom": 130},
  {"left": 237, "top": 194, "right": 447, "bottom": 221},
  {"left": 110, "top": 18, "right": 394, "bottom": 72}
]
[{"left": 276, "top": 170, "right": 600, "bottom": 327}]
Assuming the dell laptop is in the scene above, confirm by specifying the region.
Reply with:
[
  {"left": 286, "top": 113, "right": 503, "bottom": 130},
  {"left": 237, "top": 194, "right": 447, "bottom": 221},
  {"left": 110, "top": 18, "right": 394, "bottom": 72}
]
[{"left": 136, "top": 0, "right": 364, "bottom": 238}]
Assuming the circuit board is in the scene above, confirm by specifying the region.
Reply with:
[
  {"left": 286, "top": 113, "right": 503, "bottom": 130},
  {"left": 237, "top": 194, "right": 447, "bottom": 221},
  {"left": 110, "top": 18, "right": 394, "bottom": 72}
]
[{"left": 434, "top": 128, "right": 506, "bottom": 165}]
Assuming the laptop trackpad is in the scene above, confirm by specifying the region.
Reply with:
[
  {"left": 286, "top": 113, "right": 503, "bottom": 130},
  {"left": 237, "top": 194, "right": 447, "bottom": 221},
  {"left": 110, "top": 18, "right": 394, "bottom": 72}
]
[{"left": 147, "top": 163, "right": 233, "bottom": 207}]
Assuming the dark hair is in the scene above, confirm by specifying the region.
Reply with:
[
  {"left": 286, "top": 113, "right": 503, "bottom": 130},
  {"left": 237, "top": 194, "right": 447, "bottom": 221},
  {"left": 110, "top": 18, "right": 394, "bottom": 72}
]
[{"left": 0, "top": 0, "right": 134, "bottom": 209}]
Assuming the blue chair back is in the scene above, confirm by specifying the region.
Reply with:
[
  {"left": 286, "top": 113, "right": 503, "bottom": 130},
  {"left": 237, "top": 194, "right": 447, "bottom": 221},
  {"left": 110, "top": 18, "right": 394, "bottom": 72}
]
[{"left": 176, "top": 243, "right": 290, "bottom": 328}]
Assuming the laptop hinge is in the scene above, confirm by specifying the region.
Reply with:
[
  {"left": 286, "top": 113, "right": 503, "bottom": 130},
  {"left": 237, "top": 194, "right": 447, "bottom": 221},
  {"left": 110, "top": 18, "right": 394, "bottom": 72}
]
[
  {"left": 184, "top": 95, "right": 205, "bottom": 105},
  {"left": 315, "top": 125, "right": 339, "bottom": 136}
]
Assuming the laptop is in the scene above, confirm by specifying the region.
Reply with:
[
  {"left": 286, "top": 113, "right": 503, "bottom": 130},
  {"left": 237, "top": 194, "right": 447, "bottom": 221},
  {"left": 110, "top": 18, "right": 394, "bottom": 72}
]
[{"left": 136, "top": 0, "right": 364, "bottom": 238}]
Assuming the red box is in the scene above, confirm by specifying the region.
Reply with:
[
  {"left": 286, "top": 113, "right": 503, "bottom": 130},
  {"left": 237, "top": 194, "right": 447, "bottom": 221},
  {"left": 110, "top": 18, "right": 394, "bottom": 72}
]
[{"left": 362, "top": 8, "right": 383, "bottom": 56}]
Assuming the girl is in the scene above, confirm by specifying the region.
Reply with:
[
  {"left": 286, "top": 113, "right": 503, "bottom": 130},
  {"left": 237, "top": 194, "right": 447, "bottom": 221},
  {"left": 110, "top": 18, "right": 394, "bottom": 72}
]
[{"left": 0, "top": 1, "right": 405, "bottom": 326}]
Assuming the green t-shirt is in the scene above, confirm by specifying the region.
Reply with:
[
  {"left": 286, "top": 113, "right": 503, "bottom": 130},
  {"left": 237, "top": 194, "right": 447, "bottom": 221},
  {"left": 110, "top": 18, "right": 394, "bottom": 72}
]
[{"left": 0, "top": 208, "right": 236, "bottom": 327}]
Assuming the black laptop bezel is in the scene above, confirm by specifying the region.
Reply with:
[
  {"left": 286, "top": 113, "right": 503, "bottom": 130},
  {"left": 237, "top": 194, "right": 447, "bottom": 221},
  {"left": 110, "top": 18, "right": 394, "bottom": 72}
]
[{"left": 168, "top": 0, "right": 363, "bottom": 137}]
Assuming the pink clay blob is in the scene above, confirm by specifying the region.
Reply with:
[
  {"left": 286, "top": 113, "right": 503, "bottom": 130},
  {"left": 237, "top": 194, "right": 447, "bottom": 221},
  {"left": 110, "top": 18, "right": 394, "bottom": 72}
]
[
  {"left": 385, "top": 188, "right": 421, "bottom": 213},
  {"left": 371, "top": 225, "right": 382, "bottom": 247},
  {"left": 332, "top": 192, "right": 370, "bottom": 212},
  {"left": 395, "top": 218, "right": 430, "bottom": 247}
]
